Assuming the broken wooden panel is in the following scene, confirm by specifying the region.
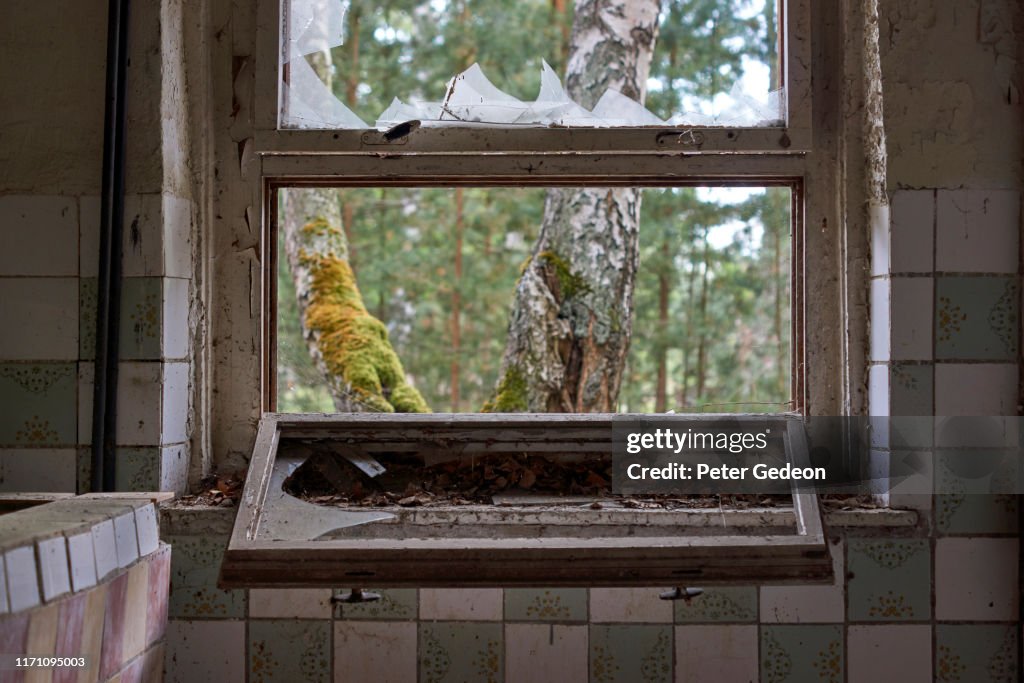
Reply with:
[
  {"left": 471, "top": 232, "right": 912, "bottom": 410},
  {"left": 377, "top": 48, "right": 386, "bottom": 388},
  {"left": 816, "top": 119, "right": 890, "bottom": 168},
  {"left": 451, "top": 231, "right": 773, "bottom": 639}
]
[{"left": 221, "top": 413, "right": 831, "bottom": 588}]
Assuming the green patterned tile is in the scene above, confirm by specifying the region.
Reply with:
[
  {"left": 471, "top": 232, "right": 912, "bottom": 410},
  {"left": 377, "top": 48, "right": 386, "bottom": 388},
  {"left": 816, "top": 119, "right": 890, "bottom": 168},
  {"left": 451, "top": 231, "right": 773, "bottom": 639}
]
[
  {"left": 936, "top": 624, "right": 1017, "bottom": 682},
  {"left": 115, "top": 447, "right": 161, "bottom": 491},
  {"left": 761, "top": 625, "right": 843, "bottom": 683},
  {"left": 0, "top": 363, "right": 76, "bottom": 446},
  {"left": 589, "top": 625, "right": 672, "bottom": 683},
  {"left": 936, "top": 450, "right": 1019, "bottom": 534},
  {"left": 333, "top": 588, "right": 417, "bottom": 620},
  {"left": 249, "top": 619, "right": 330, "bottom": 683},
  {"left": 674, "top": 586, "right": 757, "bottom": 623},
  {"left": 76, "top": 446, "right": 91, "bottom": 493},
  {"left": 847, "top": 539, "right": 930, "bottom": 621},
  {"left": 79, "top": 278, "right": 97, "bottom": 359},
  {"left": 419, "top": 622, "right": 502, "bottom": 683},
  {"left": 167, "top": 534, "right": 246, "bottom": 618},
  {"left": 936, "top": 276, "right": 1018, "bottom": 360},
  {"left": 889, "top": 365, "right": 934, "bottom": 449},
  {"left": 119, "top": 277, "right": 162, "bottom": 360},
  {"left": 504, "top": 588, "right": 587, "bottom": 622}
]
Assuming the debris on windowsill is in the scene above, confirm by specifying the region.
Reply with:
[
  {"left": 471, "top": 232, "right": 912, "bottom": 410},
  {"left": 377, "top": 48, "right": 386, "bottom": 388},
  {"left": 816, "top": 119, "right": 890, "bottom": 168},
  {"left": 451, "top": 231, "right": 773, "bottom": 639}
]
[
  {"left": 282, "top": 449, "right": 802, "bottom": 511},
  {"left": 178, "top": 471, "right": 245, "bottom": 507}
]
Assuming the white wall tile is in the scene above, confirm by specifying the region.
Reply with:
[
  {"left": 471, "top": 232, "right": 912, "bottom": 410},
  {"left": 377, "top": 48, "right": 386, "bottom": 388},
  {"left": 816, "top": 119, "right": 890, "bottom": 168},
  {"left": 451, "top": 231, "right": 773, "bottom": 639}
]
[
  {"left": 164, "top": 195, "right": 193, "bottom": 279},
  {"left": 890, "top": 190, "right": 934, "bottom": 274},
  {"left": 134, "top": 503, "right": 160, "bottom": 557},
  {"left": 935, "top": 538, "right": 1018, "bottom": 621},
  {"left": 0, "top": 278, "right": 78, "bottom": 360},
  {"left": 77, "top": 362, "right": 93, "bottom": 446},
  {"left": 122, "top": 194, "right": 165, "bottom": 277},
  {"left": 112, "top": 509, "right": 139, "bottom": 568},
  {"left": 935, "top": 363, "right": 1018, "bottom": 415},
  {"left": 36, "top": 535, "right": 71, "bottom": 602},
  {"left": 868, "top": 364, "right": 890, "bottom": 418},
  {"left": 0, "top": 449, "right": 77, "bottom": 493},
  {"left": 4, "top": 545, "right": 40, "bottom": 613},
  {"left": 870, "top": 278, "right": 890, "bottom": 362},
  {"left": 161, "top": 362, "right": 190, "bottom": 445},
  {"left": 333, "top": 621, "right": 416, "bottom": 683},
  {"left": 760, "top": 540, "right": 845, "bottom": 623},
  {"left": 163, "top": 278, "right": 190, "bottom": 359},
  {"left": 419, "top": 588, "right": 503, "bottom": 621},
  {"left": 66, "top": 530, "right": 98, "bottom": 592},
  {"left": 936, "top": 189, "right": 1019, "bottom": 273},
  {"left": 0, "top": 196, "right": 78, "bottom": 276},
  {"left": 79, "top": 196, "right": 100, "bottom": 277},
  {"left": 249, "top": 588, "right": 332, "bottom": 619},
  {"left": 115, "top": 362, "right": 161, "bottom": 445},
  {"left": 0, "top": 559, "right": 7, "bottom": 614},
  {"left": 870, "top": 202, "right": 890, "bottom": 277},
  {"left": 848, "top": 625, "right": 931, "bottom": 683},
  {"left": 589, "top": 587, "right": 673, "bottom": 623},
  {"left": 166, "top": 620, "right": 246, "bottom": 682},
  {"left": 890, "top": 277, "right": 933, "bottom": 360},
  {"left": 506, "top": 624, "right": 588, "bottom": 683},
  {"left": 91, "top": 518, "right": 118, "bottom": 580},
  {"left": 160, "top": 444, "right": 189, "bottom": 494},
  {"left": 675, "top": 625, "right": 758, "bottom": 683}
]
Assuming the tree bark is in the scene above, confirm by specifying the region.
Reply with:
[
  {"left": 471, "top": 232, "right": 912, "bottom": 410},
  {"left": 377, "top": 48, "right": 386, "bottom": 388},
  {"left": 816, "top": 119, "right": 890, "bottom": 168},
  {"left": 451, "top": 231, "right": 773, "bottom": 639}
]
[
  {"left": 655, "top": 240, "right": 670, "bottom": 412},
  {"left": 450, "top": 188, "right": 464, "bottom": 411},
  {"left": 488, "top": 0, "right": 660, "bottom": 413},
  {"left": 280, "top": 43, "right": 427, "bottom": 414}
]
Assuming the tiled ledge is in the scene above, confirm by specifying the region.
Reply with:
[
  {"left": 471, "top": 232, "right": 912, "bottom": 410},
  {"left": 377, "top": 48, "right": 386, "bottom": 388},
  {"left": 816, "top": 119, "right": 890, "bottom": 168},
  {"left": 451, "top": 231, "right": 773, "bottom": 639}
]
[{"left": 0, "top": 492, "right": 172, "bottom": 614}]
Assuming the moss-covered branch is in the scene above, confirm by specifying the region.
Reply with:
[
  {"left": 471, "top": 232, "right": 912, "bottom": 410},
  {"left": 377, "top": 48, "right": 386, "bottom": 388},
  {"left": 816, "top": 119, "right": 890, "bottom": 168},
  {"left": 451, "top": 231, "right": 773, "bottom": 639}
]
[{"left": 301, "top": 249, "right": 429, "bottom": 413}]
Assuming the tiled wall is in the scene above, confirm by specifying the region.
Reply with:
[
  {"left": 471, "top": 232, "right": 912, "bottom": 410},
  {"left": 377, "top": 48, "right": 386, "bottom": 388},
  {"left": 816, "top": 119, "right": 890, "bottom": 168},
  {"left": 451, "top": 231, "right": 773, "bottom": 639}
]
[
  {"left": 0, "top": 544, "right": 170, "bottom": 683},
  {"left": 870, "top": 189, "right": 1020, "bottom": 419},
  {"left": 0, "top": 193, "right": 194, "bottom": 495},
  {"left": 0, "top": 495, "right": 171, "bottom": 683},
  {"left": 162, "top": 188, "right": 1022, "bottom": 682},
  {"left": 162, "top": 527, "right": 1018, "bottom": 682}
]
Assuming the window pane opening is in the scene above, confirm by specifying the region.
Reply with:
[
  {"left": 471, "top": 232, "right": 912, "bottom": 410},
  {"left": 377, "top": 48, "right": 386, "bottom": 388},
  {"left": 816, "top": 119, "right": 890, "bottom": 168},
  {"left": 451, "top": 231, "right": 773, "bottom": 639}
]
[
  {"left": 280, "top": 0, "right": 785, "bottom": 129},
  {"left": 274, "top": 184, "right": 794, "bottom": 416}
]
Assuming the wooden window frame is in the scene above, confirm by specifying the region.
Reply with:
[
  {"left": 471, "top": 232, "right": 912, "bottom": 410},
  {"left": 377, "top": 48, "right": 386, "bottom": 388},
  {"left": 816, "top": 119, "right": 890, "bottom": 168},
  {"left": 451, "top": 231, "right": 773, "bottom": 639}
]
[
  {"left": 214, "top": 0, "right": 849, "bottom": 588},
  {"left": 221, "top": 414, "right": 831, "bottom": 588}
]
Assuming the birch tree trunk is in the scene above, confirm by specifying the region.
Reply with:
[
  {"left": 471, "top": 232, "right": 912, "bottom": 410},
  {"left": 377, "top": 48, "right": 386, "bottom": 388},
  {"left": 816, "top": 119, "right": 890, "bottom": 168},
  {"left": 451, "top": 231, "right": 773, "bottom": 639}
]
[
  {"left": 487, "top": 0, "right": 660, "bottom": 412},
  {"left": 280, "top": 48, "right": 428, "bottom": 414}
]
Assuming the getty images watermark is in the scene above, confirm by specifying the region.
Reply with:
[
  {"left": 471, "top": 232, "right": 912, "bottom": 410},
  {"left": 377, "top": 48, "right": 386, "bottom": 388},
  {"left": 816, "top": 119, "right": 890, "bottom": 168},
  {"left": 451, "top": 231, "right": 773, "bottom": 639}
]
[{"left": 611, "top": 415, "right": 1024, "bottom": 496}]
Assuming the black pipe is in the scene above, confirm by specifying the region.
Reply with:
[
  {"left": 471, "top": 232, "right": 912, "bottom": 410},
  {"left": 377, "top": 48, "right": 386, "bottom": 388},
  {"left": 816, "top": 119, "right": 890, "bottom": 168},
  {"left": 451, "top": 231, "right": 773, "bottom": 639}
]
[{"left": 91, "top": 0, "right": 131, "bottom": 493}]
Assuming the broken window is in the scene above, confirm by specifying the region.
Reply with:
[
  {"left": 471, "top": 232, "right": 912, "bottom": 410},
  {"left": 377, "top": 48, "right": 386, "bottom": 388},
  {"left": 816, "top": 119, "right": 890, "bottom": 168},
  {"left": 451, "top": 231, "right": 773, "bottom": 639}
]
[
  {"left": 278, "top": 0, "right": 799, "bottom": 131},
  {"left": 224, "top": 0, "right": 838, "bottom": 586},
  {"left": 274, "top": 185, "right": 794, "bottom": 415},
  {"left": 220, "top": 414, "right": 831, "bottom": 587}
]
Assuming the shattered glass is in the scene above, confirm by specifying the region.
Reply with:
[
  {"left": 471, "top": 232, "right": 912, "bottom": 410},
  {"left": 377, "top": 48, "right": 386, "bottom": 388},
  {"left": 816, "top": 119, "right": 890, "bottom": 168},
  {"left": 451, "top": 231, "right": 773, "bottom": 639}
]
[{"left": 281, "top": 0, "right": 785, "bottom": 130}]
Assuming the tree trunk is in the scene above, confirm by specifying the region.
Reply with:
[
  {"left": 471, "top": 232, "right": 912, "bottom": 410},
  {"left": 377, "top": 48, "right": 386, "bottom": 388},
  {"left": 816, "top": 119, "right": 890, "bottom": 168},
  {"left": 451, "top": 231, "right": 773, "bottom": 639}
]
[
  {"left": 280, "top": 43, "right": 427, "bottom": 414},
  {"left": 487, "top": 0, "right": 660, "bottom": 413},
  {"left": 695, "top": 225, "right": 710, "bottom": 402},
  {"left": 654, "top": 240, "right": 670, "bottom": 412},
  {"left": 450, "top": 188, "right": 464, "bottom": 411}
]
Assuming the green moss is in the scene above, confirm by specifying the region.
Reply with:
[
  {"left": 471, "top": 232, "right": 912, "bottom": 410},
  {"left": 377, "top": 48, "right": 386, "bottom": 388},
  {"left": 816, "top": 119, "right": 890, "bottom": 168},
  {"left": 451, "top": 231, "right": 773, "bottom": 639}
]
[
  {"left": 301, "top": 217, "right": 340, "bottom": 238},
  {"left": 538, "top": 250, "right": 589, "bottom": 299},
  {"left": 482, "top": 366, "right": 529, "bottom": 413},
  {"left": 518, "top": 254, "right": 533, "bottom": 277},
  {"left": 305, "top": 253, "right": 429, "bottom": 413}
]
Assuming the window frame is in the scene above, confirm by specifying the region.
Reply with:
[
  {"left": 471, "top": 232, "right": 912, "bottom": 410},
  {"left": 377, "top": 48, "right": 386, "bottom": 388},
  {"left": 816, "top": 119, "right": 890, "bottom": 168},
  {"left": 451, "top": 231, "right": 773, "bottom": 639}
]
[
  {"left": 252, "top": 0, "right": 812, "bottom": 154},
  {"left": 264, "top": 176, "right": 805, "bottom": 415},
  {"left": 220, "top": 413, "right": 832, "bottom": 588},
  {"left": 210, "top": 0, "right": 852, "bottom": 588}
]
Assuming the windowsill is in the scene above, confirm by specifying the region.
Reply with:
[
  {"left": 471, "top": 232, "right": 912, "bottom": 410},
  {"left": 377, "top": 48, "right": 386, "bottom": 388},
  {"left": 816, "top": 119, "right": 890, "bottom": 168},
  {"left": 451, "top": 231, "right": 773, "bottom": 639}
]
[{"left": 160, "top": 501, "right": 918, "bottom": 532}]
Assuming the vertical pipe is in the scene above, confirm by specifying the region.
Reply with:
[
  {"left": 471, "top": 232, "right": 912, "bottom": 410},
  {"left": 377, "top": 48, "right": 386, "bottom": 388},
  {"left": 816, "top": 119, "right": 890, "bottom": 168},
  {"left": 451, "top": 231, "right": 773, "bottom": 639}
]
[{"left": 91, "top": 0, "right": 131, "bottom": 492}]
